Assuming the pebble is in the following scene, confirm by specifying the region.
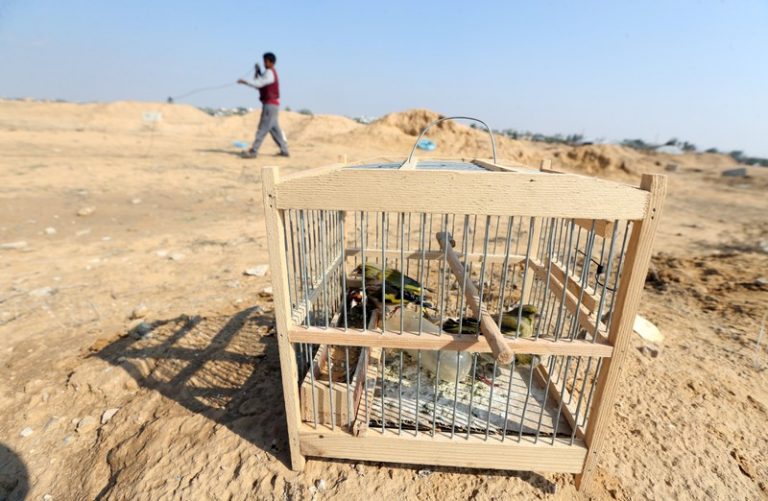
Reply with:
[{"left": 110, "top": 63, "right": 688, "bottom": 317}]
[
  {"left": 244, "top": 265, "right": 269, "bottom": 277},
  {"left": 755, "top": 278, "right": 768, "bottom": 287},
  {"left": 101, "top": 408, "right": 120, "bottom": 424},
  {"left": 76, "top": 416, "right": 98, "bottom": 433},
  {"left": 132, "top": 321, "right": 153, "bottom": 338},
  {"left": 62, "top": 435, "right": 75, "bottom": 445},
  {"left": 43, "top": 495, "right": 53, "bottom": 501},
  {"left": 77, "top": 206, "right": 96, "bottom": 217},
  {"left": 225, "top": 280, "right": 241, "bottom": 289},
  {"left": 417, "top": 469, "right": 432, "bottom": 478},
  {"left": 131, "top": 198, "right": 142, "bottom": 205},
  {"left": 45, "top": 227, "right": 57, "bottom": 235},
  {"left": 238, "top": 398, "right": 261, "bottom": 416},
  {"left": 29, "top": 286, "right": 56, "bottom": 297},
  {"left": 314, "top": 479, "right": 326, "bottom": 492},
  {"left": 20, "top": 426, "right": 33, "bottom": 438},
  {"left": 259, "top": 286, "right": 273, "bottom": 298},
  {"left": 168, "top": 252, "right": 185, "bottom": 261},
  {"left": 354, "top": 463, "right": 365, "bottom": 477},
  {"left": 129, "top": 303, "right": 149, "bottom": 320},
  {"left": 155, "top": 249, "right": 169, "bottom": 257},
  {"left": 0, "top": 241, "right": 27, "bottom": 250}
]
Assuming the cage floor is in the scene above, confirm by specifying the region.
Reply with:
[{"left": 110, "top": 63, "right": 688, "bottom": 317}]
[{"left": 363, "top": 350, "right": 571, "bottom": 438}]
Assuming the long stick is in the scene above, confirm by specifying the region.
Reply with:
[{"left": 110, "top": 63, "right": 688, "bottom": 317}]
[{"left": 436, "top": 231, "right": 514, "bottom": 364}]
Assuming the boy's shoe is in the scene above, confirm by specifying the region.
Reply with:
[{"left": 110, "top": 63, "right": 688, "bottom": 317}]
[
  {"left": 278, "top": 151, "right": 290, "bottom": 157},
  {"left": 241, "top": 149, "right": 258, "bottom": 159}
]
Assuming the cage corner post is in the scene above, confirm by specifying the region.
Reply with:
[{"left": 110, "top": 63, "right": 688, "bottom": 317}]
[
  {"left": 574, "top": 173, "right": 667, "bottom": 492},
  {"left": 261, "top": 165, "right": 307, "bottom": 471}
]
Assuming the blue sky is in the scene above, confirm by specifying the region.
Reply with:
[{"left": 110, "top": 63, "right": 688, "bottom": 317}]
[{"left": 1, "top": 0, "right": 766, "bottom": 156}]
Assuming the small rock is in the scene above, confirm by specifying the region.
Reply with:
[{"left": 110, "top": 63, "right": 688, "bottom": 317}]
[
  {"left": 417, "top": 469, "right": 432, "bottom": 478},
  {"left": 62, "top": 435, "right": 75, "bottom": 445},
  {"left": 43, "top": 494, "right": 53, "bottom": 501},
  {"left": 155, "top": 249, "right": 169, "bottom": 257},
  {"left": 129, "top": 303, "right": 149, "bottom": 320},
  {"left": 20, "top": 427, "right": 33, "bottom": 438},
  {"left": 168, "top": 252, "right": 185, "bottom": 261},
  {"left": 0, "top": 241, "right": 27, "bottom": 250},
  {"left": 315, "top": 479, "right": 327, "bottom": 492},
  {"left": 754, "top": 277, "right": 768, "bottom": 287},
  {"left": 259, "top": 286, "right": 273, "bottom": 298},
  {"left": 244, "top": 265, "right": 269, "bottom": 277},
  {"left": 639, "top": 345, "right": 660, "bottom": 358},
  {"left": 225, "top": 280, "right": 241, "bottom": 289},
  {"left": 354, "top": 463, "right": 365, "bottom": 477},
  {"left": 29, "top": 286, "right": 56, "bottom": 298},
  {"left": 238, "top": 398, "right": 261, "bottom": 416},
  {"left": 76, "top": 416, "right": 98, "bottom": 433},
  {"left": 664, "top": 163, "right": 678, "bottom": 172},
  {"left": 101, "top": 408, "right": 120, "bottom": 424},
  {"left": 77, "top": 206, "right": 96, "bottom": 217},
  {"left": 45, "top": 227, "right": 57, "bottom": 235},
  {"left": 75, "top": 229, "right": 91, "bottom": 237},
  {"left": 132, "top": 321, "right": 153, "bottom": 338},
  {"left": 131, "top": 198, "right": 142, "bottom": 205}
]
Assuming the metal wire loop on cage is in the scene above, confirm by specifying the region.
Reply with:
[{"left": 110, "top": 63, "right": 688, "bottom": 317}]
[{"left": 404, "top": 116, "right": 498, "bottom": 165}]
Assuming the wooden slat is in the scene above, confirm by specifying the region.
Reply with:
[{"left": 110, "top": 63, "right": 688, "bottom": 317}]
[
  {"left": 472, "top": 158, "right": 536, "bottom": 172},
  {"left": 576, "top": 174, "right": 667, "bottom": 491},
  {"left": 287, "top": 326, "right": 613, "bottom": 358},
  {"left": 574, "top": 218, "right": 615, "bottom": 238},
  {"left": 274, "top": 169, "right": 650, "bottom": 219},
  {"left": 530, "top": 260, "right": 608, "bottom": 339},
  {"left": 436, "top": 231, "right": 514, "bottom": 365},
  {"left": 261, "top": 166, "right": 305, "bottom": 471},
  {"left": 344, "top": 247, "right": 526, "bottom": 265},
  {"left": 546, "top": 258, "right": 599, "bottom": 312},
  {"left": 299, "top": 425, "right": 588, "bottom": 473},
  {"left": 532, "top": 364, "right": 585, "bottom": 441}
]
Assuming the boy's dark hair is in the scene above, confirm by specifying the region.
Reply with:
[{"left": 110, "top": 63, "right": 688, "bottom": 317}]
[{"left": 263, "top": 52, "right": 276, "bottom": 64}]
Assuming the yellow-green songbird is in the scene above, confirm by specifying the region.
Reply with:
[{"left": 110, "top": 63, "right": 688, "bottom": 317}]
[
  {"left": 353, "top": 263, "right": 432, "bottom": 298},
  {"left": 364, "top": 283, "right": 433, "bottom": 309},
  {"left": 441, "top": 304, "right": 539, "bottom": 338}
]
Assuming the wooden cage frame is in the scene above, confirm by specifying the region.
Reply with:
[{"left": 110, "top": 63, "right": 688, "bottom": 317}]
[{"left": 262, "top": 158, "right": 666, "bottom": 492}]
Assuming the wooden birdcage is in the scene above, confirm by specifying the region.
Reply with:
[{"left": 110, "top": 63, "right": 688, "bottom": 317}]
[{"left": 261, "top": 118, "right": 666, "bottom": 491}]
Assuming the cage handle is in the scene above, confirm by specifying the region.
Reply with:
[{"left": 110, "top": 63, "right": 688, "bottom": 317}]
[{"left": 404, "top": 116, "right": 498, "bottom": 166}]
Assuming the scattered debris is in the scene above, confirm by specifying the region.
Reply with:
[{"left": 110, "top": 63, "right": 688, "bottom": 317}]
[
  {"left": 101, "top": 408, "right": 120, "bottom": 424},
  {"left": 721, "top": 167, "right": 747, "bottom": 178},
  {"left": 416, "top": 138, "right": 436, "bottom": 151},
  {"left": 664, "top": 163, "right": 678, "bottom": 172},
  {"left": 19, "top": 427, "right": 33, "bottom": 438},
  {"left": 244, "top": 265, "right": 269, "bottom": 277},
  {"left": 634, "top": 315, "right": 663, "bottom": 343},
  {"left": 0, "top": 241, "right": 27, "bottom": 250},
  {"left": 77, "top": 206, "right": 96, "bottom": 217}
]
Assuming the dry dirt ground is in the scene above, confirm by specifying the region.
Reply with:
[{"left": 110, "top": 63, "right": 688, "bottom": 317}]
[{"left": 1, "top": 100, "right": 767, "bottom": 500}]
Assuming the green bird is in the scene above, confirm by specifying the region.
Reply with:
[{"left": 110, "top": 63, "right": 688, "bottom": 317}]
[
  {"left": 353, "top": 263, "right": 432, "bottom": 298},
  {"left": 442, "top": 304, "right": 539, "bottom": 366},
  {"left": 364, "top": 283, "right": 433, "bottom": 309},
  {"left": 442, "top": 304, "right": 539, "bottom": 338}
]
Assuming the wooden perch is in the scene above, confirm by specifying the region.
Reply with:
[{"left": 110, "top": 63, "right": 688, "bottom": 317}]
[{"left": 435, "top": 232, "right": 514, "bottom": 365}]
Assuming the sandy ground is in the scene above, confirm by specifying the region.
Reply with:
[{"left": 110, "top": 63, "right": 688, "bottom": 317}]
[{"left": 0, "top": 100, "right": 767, "bottom": 500}]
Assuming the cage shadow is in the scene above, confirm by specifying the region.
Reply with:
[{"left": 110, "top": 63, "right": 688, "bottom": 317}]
[
  {"left": 0, "top": 443, "right": 29, "bottom": 501},
  {"left": 96, "top": 306, "right": 293, "bottom": 468}
]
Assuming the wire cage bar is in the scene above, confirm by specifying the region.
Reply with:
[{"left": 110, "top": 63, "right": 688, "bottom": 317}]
[{"left": 262, "top": 157, "right": 666, "bottom": 491}]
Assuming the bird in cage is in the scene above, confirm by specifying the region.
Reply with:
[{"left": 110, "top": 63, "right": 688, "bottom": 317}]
[
  {"left": 353, "top": 263, "right": 433, "bottom": 299},
  {"left": 364, "top": 283, "right": 434, "bottom": 310},
  {"left": 442, "top": 304, "right": 539, "bottom": 338}
]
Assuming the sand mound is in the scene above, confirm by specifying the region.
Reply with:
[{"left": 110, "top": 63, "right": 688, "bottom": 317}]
[{"left": 371, "top": 108, "right": 465, "bottom": 136}]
